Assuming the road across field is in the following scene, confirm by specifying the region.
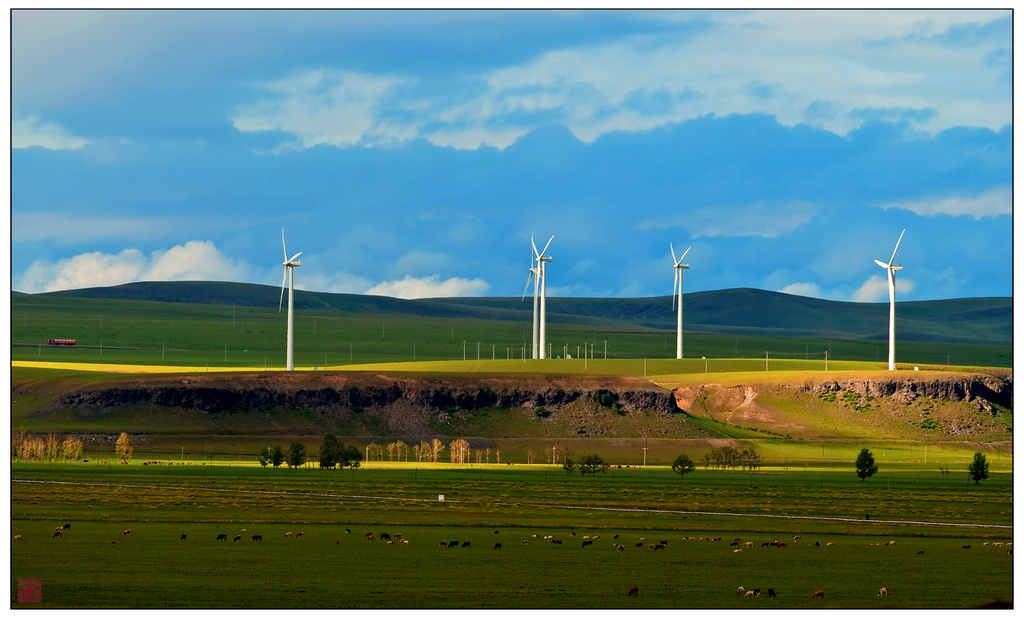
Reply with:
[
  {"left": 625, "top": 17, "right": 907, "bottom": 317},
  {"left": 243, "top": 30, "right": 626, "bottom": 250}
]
[{"left": 14, "top": 478, "right": 1010, "bottom": 530}]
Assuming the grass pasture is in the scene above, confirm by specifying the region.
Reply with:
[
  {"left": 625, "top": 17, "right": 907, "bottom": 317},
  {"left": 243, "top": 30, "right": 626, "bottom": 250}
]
[{"left": 11, "top": 462, "right": 1013, "bottom": 608}]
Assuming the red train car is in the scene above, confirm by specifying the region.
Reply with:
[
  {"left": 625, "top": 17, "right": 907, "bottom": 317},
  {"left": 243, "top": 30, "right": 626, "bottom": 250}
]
[{"left": 47, "top": 339, "right": 77, "bottom": 346}]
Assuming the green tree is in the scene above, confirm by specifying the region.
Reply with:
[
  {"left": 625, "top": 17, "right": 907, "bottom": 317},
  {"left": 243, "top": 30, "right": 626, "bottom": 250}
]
[
  {"left": 968, "top": 451, "right": 989, "bottom": 484},
  {"left": 671, "top": 454, "right": 696, "bottom": 480},
  {"left": 319, "top": 434, "right": 341, "bottom": 469},
  {"left": 115, "top": 432, "right": 134, "bottom": 463},
  {"left": 287, "top": 442, "right": 307, "bottom": 468},
  {"left": 339, "top": 445, "right": 362, "bottom": 469},
  {"left": 562, "top": 458, "right": 576, "bottom": 475},
  {"left": 855, "top": 448, "right": 878, "bottom": 481},
  {"left": 271, "top": 445, "right": 286, "bottom": 468},
  {"left": 258, "top": 447, "right": 271, "bottom": 467}
]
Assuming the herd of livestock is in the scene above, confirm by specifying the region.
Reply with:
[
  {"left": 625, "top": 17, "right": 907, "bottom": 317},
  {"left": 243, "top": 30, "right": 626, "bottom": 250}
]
[{"left": 16, "top": 524, "right": 1012, "bottom": 601}]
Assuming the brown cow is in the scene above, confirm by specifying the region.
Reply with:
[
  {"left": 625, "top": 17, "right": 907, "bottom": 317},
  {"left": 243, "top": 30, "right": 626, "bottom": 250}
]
[
  {"left": 123, "top": 529, "right": 133, "bottom": 536},
  {"left": 233, "top": 535, "right": 242, "bottom": 542},
  {"left": 628, "top": 586, "right": 639, "bottom": 597},
  {"left": 251, "top": 534, "right": 263, "bottom": 541},
  {"left": 53, "top": 529, "right": 63, "bottom": 538},
  {"left": 13, "top": 535, "right": 22, "bottom": 542},
  {"left": 296, "top": 532, "right": 304, "bottom": 538},
  {"left": 812, "top": 590, "right": 825, "bottom": 599}
]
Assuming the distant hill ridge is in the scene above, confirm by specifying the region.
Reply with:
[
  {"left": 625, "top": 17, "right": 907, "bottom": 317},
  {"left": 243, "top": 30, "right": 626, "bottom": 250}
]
[{"left": 39, "top": 281, "right": 1011, "bottom": 345}]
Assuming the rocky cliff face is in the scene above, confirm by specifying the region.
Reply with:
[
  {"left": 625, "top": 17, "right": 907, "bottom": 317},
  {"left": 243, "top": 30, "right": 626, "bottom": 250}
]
[{"left": 59, "top": 376, "right": 680, "bottom": 416}]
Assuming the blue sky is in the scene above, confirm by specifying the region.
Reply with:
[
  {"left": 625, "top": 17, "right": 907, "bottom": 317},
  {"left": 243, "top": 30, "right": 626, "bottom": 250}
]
[{"left": 11, "top": 9, "right": 1013, "bottom": 302}]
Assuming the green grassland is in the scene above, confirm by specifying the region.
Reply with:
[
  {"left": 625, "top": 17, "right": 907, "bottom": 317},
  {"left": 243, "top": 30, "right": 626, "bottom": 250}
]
[
  {"left": 12, "top": 288, "right": 1012, "bottom": 368},
  {"left": 9, "top": 286, "right": 1013, "bottom": 608},
  {"left": 11, "top": 463, "right": 1013, "bottom": 608}
]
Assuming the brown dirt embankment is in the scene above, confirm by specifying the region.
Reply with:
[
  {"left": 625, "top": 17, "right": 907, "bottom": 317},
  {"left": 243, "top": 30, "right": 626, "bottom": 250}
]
[{"left": 672, "top": 372, "right": 1012, "bottom": 440}]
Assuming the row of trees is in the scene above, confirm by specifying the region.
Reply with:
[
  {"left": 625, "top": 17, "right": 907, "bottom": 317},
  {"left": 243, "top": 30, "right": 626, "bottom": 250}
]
[
  {"left": 563, "top": 454, "right": 608, "bottom": 476},
  {"left": 11, "top": 430, "right": 85, "bottom": 463},
  {"left": 12, "top": 430, "right": 135, "bottom": 463},
  {"left": 702, "top": 446, "right": 762, "bottom": 471}
]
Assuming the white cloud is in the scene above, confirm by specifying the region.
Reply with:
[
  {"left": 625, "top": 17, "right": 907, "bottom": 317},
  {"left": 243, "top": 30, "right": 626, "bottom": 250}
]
[
  {"left": 12, "top": 115, "right": 90, "bottom": 150},
  {"left": 16, "top": 240, "right": 251, "bottom": 293},
  {"left": 852, "top": 273, "right": 915, "bottom": 302},
  {"left": 779, "top": 282, "right": 823, "bottom": 298},
  {"left": 365, "top": 275, "right": 489, "bottom": 299},
  {"left": 231, "top": 69, "right": 409, "bottom": 149},
  {"left": 636, "top": 201, "right": 818, "bottom": 238},
  {"left": 881, "top": 185, "right": 1011, "bottom": 219}
]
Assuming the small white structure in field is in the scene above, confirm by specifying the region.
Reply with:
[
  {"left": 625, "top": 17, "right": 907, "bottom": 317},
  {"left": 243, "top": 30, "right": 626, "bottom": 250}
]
[{"left": 438, "top": 494, "right": 445, "bottom": 502}]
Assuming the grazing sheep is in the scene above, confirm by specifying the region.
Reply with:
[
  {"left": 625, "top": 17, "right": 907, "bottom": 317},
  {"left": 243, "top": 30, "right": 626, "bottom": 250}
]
[
  {"left": 887, "top": 540, "right": 897, "bottom": 546},
  {"left": 744, "top": 591, "right": 756, "bottom": 598},
  {"left": 737, "top": 587, "right": 745, "bottom": 596},
  {"left": 878, "top": 587, "right": 889, "bottom": 596},
  {"left": 628, "top": 586, "right": 639, "bottom": 597},
  {"left": 13, "top": 535, "right": 22, "bottom": 542},
  {"left": 812, "top": 590, "right": 825, "bottom": 599},
  {"left": 285, "top": 532, "right": 292, "bottom": 537},
  {"left": 745, "top": 542, "right": 754, "bottom": 548}
]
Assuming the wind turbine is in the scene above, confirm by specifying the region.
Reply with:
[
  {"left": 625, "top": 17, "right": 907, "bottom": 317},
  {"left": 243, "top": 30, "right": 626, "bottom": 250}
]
[
  {"left": 671, "top": 244, "right": 691, "bottom": 360},
  {"left": 279, "top": 229, "right": 302, "bottom": 371},
  {"left": 522, "top": 252, "right": 540, "bottom": 359},
  {"left": 874, "top": 229, "right": 905, "bottom": 371},
  {"left": 535, "top": 236, "right": 554, "bottom": 359}
]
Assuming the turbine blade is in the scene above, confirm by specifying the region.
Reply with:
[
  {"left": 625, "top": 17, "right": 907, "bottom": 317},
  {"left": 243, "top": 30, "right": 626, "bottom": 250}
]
[
  {"left": 531, "top": 236, "right": 539, "bottom": 259},
  {"left": 288, "top": 252, "right": 303, "bottom": 264},
  {"left": 888, "top": 229, "right": 905, "bottom": 266},
  {"left": 282, "top": 229, "right": 288, "bottom": 262},
  {"left": 672, "top": 270, "right": 678, "bottom": 309},
  {"left": 539, "top": 235, "right": 554, "bottom": 260},
  {"left": 279, "top": 266, "right": 288, "bottom": 312},
  {"left": 522, "top": 270, "right": 534, "bottom": 301},
  {"left": 670, "top": 243, "right": 677, "bottom": 264},
  {"left": 874, "top": 259, "right": 889, "bottom": 269},
  {"left": 680, "top": 246, "right": 691, "bottom": 263}
]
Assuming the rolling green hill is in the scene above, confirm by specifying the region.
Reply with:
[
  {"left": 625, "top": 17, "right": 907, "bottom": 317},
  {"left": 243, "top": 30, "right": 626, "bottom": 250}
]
[{"left": 38, "top": 281, "right": 1011, "bottom": 344}]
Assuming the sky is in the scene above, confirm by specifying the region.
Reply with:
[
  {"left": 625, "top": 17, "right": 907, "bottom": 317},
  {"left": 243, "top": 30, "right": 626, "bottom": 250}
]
[{"left": 10, "top": 9, "right": 1014, "bottom": 302}]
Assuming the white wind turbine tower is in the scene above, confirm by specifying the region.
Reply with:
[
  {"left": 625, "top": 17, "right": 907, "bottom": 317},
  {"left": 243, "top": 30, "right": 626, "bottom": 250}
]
[
  {"left": 536, "top": 236, "right": 554, "bottom": 359},
  {"left": 874, "top": 229, "right": 905, "bottom": 371},
  {"left": 671, "top": 244, "right": 691, "bottom": 360},
  {"left": 521, "top": 235, "right": 553, "bottom": 359},
  {"left": 279, "top": 229, "right": 302, "bottom": 371},
  {"left": 522, "top": 252, "right": 540, "bottom": 359}
]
